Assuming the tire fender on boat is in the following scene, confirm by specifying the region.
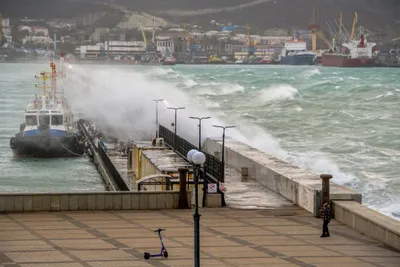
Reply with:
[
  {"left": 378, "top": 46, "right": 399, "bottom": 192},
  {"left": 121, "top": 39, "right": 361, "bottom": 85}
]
[{"left": 10, "top": 137, "right": 17, "bottom": 149}]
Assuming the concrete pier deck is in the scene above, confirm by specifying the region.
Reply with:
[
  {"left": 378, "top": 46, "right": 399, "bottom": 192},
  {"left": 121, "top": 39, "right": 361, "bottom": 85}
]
[{"left": 1, "top": 208, "right": 399, "bottom": 267}]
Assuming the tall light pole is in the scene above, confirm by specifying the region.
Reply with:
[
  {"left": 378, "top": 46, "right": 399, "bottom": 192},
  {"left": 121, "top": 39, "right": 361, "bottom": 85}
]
[
  {"left": 212, "top": 125, "right": 236, "bottom": 183},
  {"left": 187, "top": 149, "right": 206, "bottom": 267},
  {"left": 167, "top": 107, "right": 185, "bottom": 149},
  {"left": 189, "top": 116, "right": 211, "bottom": 151},
  {"left": 153, "top": 99, "right": 164, "bottom": 138}
]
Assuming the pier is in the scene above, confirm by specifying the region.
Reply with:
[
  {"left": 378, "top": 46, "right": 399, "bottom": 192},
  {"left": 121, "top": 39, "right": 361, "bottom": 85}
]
[{"left": 1, "top": 121, "right": 399, "bottom": 266}]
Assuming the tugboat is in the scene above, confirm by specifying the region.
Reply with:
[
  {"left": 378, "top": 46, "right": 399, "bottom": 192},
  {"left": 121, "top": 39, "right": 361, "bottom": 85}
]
[{"left": 9, "top": 62, "right": 84, "bottom": 157}]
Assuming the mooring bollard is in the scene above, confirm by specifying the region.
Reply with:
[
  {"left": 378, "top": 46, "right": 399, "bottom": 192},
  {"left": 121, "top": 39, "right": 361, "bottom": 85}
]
[
  {"left": 320, "top": 174, "right": 333, "bottom": 204},
  {"left": 178, "top": 168, "right": 189, "bottom": 209}
]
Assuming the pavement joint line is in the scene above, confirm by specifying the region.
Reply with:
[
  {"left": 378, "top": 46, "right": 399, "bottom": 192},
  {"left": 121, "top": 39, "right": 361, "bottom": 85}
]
[
  {"left": 158, "top": 209, "right": 316, "bottom": 267},
  {"left": 284, "top": 216, "right": 380, "bottom": 246},
  {"left": 110, "top": 212, "right": 238, "bottom": 267},
  {"left": 4, "top": 215, "right": 93, "bottom": 267},
  {"left": 0, "top": 253, "right": 14, "bottom": 264},
  {"left": 58, "top": 213, "right": 170, "bottom": 267},
  {"left": 281, "top": 218, "right": 390, "bottom": 267},
  {"left": 232, "top": 210, "right": 388, "bottom": 267}
]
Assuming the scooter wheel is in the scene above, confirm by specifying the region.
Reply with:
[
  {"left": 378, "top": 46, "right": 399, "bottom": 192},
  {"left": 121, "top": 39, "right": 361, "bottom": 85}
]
[
  {"left": 144, "top": 252, "right": 151, "bottom": 260},
  {"left": 163, "top": 250, "right": 168, "bottom": 259}
]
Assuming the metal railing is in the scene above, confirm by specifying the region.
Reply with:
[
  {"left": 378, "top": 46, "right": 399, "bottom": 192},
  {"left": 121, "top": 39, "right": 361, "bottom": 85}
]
[
  {"left": 159, "top": 125, "right": 222, "bottom": 183},
  {"left": 97, "top": 141, "right": 130, "bottom": 191}
]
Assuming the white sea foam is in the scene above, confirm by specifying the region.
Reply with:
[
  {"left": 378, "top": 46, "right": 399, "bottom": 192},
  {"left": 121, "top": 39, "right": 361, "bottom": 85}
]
[{"left": 259, "top": 84, "right": 299, "bottom": 103}]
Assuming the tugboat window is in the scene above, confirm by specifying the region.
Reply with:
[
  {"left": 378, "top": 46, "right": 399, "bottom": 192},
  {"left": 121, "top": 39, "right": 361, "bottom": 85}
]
[
  {"left": 51, "top": 115, "right": 63, "bottom": 125},
  {"left": 26, "top": 115, "right": 38, "bottom": 126},
  {"left": 38, "top": 115, "right": 50, "bottom": 126}
]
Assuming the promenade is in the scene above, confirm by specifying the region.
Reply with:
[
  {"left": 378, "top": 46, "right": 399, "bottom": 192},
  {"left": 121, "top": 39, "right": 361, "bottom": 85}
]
[{"left": 1, "top": 207, "right": 399, "bottom": 267}]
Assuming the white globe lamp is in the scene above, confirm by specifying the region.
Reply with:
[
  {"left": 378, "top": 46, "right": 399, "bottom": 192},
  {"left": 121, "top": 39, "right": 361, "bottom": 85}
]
[
  {"left": 187, "top": 149, "right": 198, "bottom": 163},
  {"left": 192, "top": 151, "right": 206, "bottom": 165}
]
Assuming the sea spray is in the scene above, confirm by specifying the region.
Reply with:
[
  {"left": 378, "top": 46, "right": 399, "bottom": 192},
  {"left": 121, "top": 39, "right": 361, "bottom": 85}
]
[{"left": 63, "top": 64, "right": 400, "bottom": 220}]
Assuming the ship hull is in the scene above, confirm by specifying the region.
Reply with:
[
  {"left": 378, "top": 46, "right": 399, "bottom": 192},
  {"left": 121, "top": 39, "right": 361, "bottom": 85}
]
[
  {"left": 278, "top": 55, "right": 316, "bottom": 65},
  {"left": 10, "top": 134, "right": 84, "bottom": 158},
  {"left": 322, "top": 54, "right": 376, "bottom": 67},
  {"left": 162, "top": 61, "right": 176, "bottom": 65}
]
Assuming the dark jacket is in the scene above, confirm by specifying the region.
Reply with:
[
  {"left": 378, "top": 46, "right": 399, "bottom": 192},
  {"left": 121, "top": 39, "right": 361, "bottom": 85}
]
[{"left": 322, "top": 204, "right": 332, "bottom": 221}]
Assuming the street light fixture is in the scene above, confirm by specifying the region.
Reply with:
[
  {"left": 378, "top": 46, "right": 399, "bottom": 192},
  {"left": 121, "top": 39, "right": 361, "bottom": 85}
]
[
  {"left": 167, "top": 107, "right": 185, "bottom": 149},
  {"left": 212, "top": 125, "right": 236, "bottom": 183},
  {"left": 189, "top": 116, "right": 211, "bottom": 151},
  {"left": 187, "top": 149, "right": 206, "bottom": 267},
  {"left": 152, "top": 99, "right": 164, "bottom": 138}
]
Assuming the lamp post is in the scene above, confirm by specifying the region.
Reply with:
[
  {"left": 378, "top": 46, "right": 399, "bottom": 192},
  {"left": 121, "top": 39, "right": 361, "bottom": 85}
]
[
  {"left": 212, "top": 125, "right": 236, "bottom": 183},
  {"left": 167, "top": 107, "right": 185, "bottom": 150},
  {"left": 189, "top": 116, "right": 211, "bottom": 151},
  {"left": 153, "top": 99, "right": 164, "bottom": 138},
  {"left": 187, "top": 149, "right": 206, "bottom": 267}
]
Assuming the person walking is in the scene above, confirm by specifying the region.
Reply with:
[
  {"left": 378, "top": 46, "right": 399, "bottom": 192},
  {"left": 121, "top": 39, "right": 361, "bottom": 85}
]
[{"left": 320, "top": 200, "right": 332, "bottom": 237}]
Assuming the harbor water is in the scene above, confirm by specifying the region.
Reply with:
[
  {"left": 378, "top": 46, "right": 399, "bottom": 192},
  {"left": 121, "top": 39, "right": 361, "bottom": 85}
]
[
  {"left": 0, "top": 63, "right": 104, "bottom": 192},
  {"left": 1, "top": 63, "right": 399, "bottom": 220}
]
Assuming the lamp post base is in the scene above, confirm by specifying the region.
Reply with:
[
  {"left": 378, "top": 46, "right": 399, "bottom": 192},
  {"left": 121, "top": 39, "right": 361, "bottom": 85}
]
[{"left": 193, "top": 212, "right": 200, "bottom": 267}]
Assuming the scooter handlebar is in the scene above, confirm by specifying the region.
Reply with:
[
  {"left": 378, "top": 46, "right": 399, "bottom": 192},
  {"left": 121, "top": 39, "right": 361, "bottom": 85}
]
[{"left": 154, "top": 228, "right": 166, "bottom": 232}]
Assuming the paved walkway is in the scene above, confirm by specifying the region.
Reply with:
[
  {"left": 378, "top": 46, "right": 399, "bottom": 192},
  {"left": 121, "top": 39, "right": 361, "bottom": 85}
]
[{"left": 0, "top": 207, "right": 399, "bottom": 267}]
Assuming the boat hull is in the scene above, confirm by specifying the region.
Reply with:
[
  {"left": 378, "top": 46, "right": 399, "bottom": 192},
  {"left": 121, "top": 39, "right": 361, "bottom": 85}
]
[
  {"left": 278, "top": 54, "right": 316, "bottom": 65},
  {"left": 10, "top": 134, "right": 84, "bottom": 158},
  {"left": 322, "top": 54, "right": 376, "bottom": 67},
  {"left": 162, "top": 61, "right": 176, "bottom": 65}
]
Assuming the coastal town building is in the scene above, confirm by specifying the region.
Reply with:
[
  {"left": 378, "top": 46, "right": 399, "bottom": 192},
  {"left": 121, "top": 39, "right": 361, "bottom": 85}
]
[
  {"left": 1, "top": 17, "right": 11, "bottom": 36},
  {"left": 1, "top": 17, "right": 12, "bottom": 44},
  {"left": 18, "top": 25, "right": 49, "bottom": 36},
  {"left": 22, "top": 35, "right": 53, "bottom": 44},
  {"left": 75, "top": 40, "right": 146, "bottom": 59}
]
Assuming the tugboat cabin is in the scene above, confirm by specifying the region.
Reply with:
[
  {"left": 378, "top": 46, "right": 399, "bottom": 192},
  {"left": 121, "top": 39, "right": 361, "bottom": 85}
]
[{"left": 23, "top": 110, "right": 67, "bottom": 137}]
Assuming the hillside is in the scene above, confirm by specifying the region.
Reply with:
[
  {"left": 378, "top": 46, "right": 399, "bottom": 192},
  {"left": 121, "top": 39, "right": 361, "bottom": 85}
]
[{"left": 1, "top": 0, "right": 399, "bottom": 37}]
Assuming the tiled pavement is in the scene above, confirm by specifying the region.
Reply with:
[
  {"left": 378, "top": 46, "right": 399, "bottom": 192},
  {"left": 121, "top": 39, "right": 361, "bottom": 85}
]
[{"left": 0, "top": 207, "right": 399, "bottom": 267}]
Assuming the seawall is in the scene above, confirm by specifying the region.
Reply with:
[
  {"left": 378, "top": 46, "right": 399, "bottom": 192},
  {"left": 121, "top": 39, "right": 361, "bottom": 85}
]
[{"left": 0, "top": 191, "right": 191, "bottom": 212}]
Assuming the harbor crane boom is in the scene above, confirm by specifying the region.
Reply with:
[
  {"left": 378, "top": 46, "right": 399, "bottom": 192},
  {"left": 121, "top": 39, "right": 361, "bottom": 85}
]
[{"left": 350, "top": 12, "right": 358, "bottom": 40}]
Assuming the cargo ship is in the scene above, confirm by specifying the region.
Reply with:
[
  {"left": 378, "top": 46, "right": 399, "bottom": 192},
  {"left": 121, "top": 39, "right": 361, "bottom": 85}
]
[
  {"left": 276, "top": 39, "right": 316, "bottom": 65},
  {"left": 322, "top": 34, "right": 378, "bottom": 67}
]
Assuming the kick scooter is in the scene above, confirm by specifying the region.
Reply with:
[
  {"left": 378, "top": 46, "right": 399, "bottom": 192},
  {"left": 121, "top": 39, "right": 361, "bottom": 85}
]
[{"left": 144, "top": 228, "right": 168, "bottom": 260}]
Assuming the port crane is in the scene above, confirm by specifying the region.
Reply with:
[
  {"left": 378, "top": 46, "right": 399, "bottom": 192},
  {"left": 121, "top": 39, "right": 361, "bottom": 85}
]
[
  {"left": 246, "top": 24, "right": 256, "bottom": 56},
  {"left": 183, "top": 22, "right": 201, "bottom": 63},
  {"left": 308, "top": 5, "right": 333, "bottom": 52},
  {"left": 139, "top": 18, "right": 159, "bottom": 63},
  {"left": 350, "top": 12, "right": 358, "bottom": 40}
]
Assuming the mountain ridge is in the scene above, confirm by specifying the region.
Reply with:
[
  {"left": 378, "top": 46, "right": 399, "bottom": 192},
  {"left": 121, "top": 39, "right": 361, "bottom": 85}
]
[{"left": 1, "top": 0, "right": 399, "bottom": 38}]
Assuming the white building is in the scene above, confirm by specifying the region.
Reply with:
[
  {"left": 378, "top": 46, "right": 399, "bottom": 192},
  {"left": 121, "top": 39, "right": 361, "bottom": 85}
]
[
  {"left": 156, "top": 36, "right": 175, "bottom": 55},
  {"left": 1, "top": 17, "right": 11, "bottom": 36},
  {"left": 32, "top": 26, "right": 49, "bottom": 36},
  {"left": 22, "top": 35, "right": 52, "bottom": 44},
  {"left": 76, "top": 40, "right": 146, "bottom": 59},
  {"left": 18, "top": 25, "right": 49, "bottom": 36}
]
